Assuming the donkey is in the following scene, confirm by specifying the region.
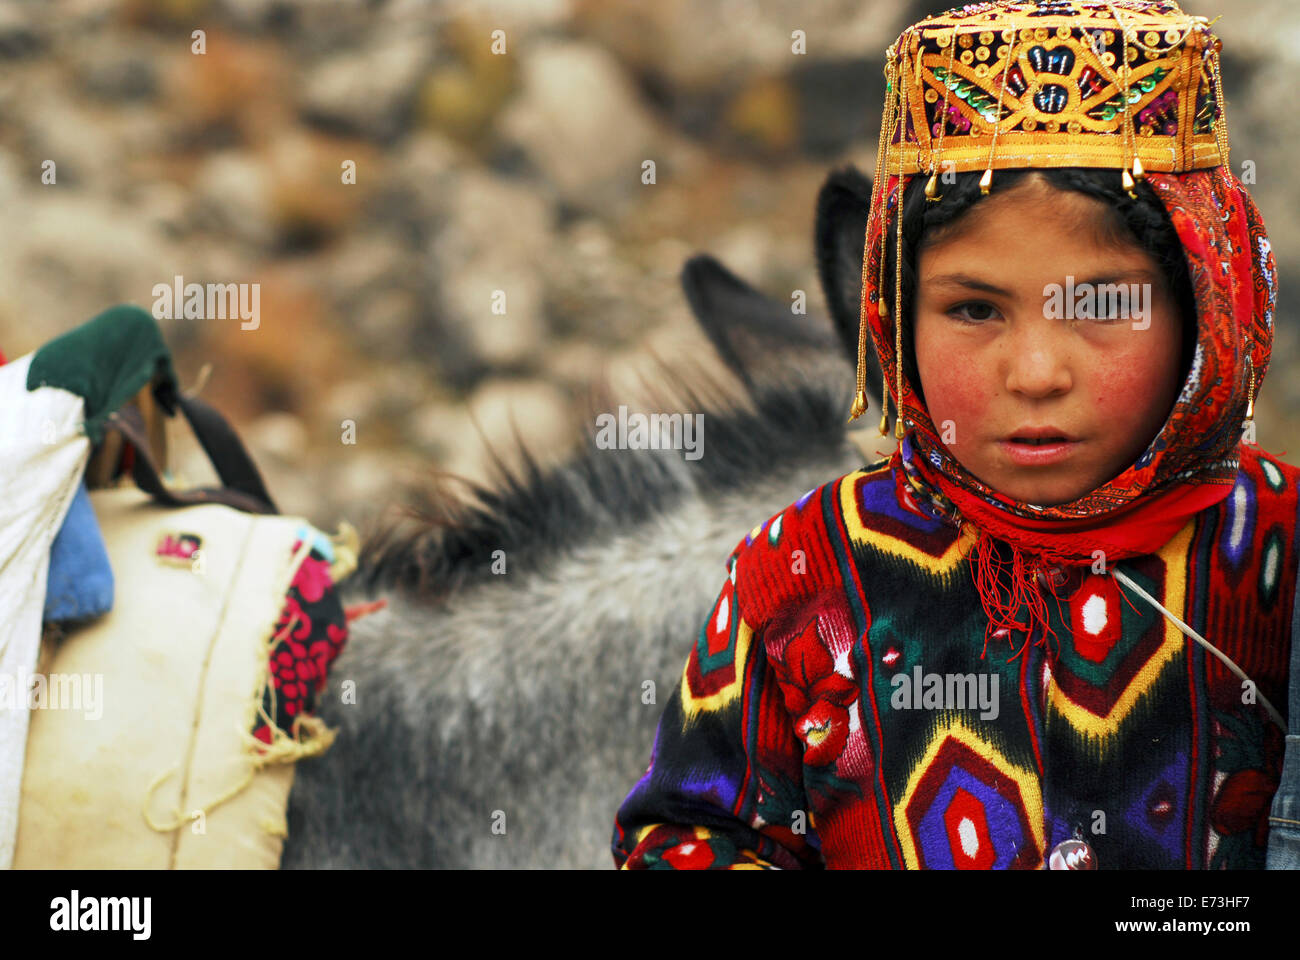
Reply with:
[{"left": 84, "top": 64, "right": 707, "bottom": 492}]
[{"left": 279, "top": 165, "right": 884, "bottom": 869}]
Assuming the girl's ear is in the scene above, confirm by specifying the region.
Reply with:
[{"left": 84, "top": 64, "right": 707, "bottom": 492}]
[{"left": 814, "top": 165, "right": 885, "bottom": 392}]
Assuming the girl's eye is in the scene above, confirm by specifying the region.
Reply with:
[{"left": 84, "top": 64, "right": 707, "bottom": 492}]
[{"left": 948, "top": 301, "right": 999, "bottom": 325}]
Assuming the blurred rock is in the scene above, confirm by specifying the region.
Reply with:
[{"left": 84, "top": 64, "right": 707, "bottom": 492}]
[
  {"left": 4, "top": 193, "right": 171, "bottom": 340},
  {"left": 441, "top": 0, "right": 573, "bottom": 29},
  {"left": 712, "top": 222, "right": 776, "bottom": 287},
  {"left": 72, "top": 36, "right": 159, "bottom": 101},
  {"left": 126, "top": 180, "right": 193, "bottom": 237},
  {"left": 322, "top": 378, "right": 385, "bottom": 427},
  {"left": 0, "top": 146, "right": 21, "bottom": 208},
  {"left": 0, "top": 3, "right": 47, "bottom": 59},
  {"left": 573, "top": 0, "right": 907, "bottom": 88},
  {"left": 219, "top": 0, "right": 372, "bottom": 31},
  {"left": 354, "top": 289, "right": 423, "bottom": 362},
  {"left": 266, "top": 131, "right": 371, "bottom": 247},
  {"left": 47, "top": 0, "right": 117, "bottom": 31},
  {"left": 1211, "top": 0, "right": 1300, "bottom": 64},
  {"left": 541, "top": 337, "right": 609, "bottom": 391},
  {"left": 545, "top": 218, "right": 649, "bottom": 344},
  {"left": 417, "top": 17, "right": 517, "bottom": 146},
  {"left": 121, "top": 0, "right": 212, "bottom": 30},
  {"left": 723, "top": 74, "right": 800, "bottom": 153},
  {"left": 192, "top": 150, "right": 275, "bottom": 247},
  {"left": 496, "top": 40, "right": 662, "bottom": 214},
  {"left": 407, "top": 398, "right": 476, "bottom": 458},
  {"left": 375, "top": 131, "right": 466, "bottom": 230},
  {"left": 300, "top": 31, "right": 432, "bottom": 142},
  {"left": 645, "top": 236, "right": 695, "bottom": 278},
  {"left": 333, "top": 450, "right": 414, "bottom": 510},
  {"left": 430, "top": 168, "right": 552, "bottom": 368},
  {"left": 247, "top": 411, "right": 310, "bottom": 462},
  {"left": 325, "top": 233, "right": 419, "bottom": 308},
  {"left": 161, "top": 30, "right": 290, "bottom": 147},
  {"left": 372, "top": 362, "right": 442, "bottom": 438},
  {"left": 1229, "top": 59, "right": 1300, "bottom": 267},
  {"left": 444, "top": 263, "right": 547, "bottom": 369},
  {"left": 18, "top": 85, "right": 126, "bottom": 192}
]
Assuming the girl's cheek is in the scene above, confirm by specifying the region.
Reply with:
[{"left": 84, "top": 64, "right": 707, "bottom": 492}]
[
  {"left": 919, "top": 341, "right": 991, "bottom": 434},
  {"left": 1089, "top": 345, "right": 1172, "bottom": 419}
]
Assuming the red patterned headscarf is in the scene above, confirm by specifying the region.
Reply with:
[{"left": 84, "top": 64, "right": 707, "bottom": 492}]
[{"left": 863, "top": 165, "right": 1278, "bottom": 658}]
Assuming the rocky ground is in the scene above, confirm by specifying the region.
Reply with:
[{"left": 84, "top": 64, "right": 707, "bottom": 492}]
[{"left": 1, "top": 0, "right": 1296, "bottom": 536}]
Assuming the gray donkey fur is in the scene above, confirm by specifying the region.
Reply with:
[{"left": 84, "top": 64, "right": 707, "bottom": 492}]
[{"left": 279, "top": 165, "right": 884, "bottom": 868}]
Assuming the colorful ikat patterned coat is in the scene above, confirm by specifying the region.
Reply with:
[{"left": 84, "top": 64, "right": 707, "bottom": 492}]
[{"left": 612, "top": 445, "right": 1299, "bottom": 869}]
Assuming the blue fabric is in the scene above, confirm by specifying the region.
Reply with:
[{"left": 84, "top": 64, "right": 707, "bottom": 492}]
[
  {"left": 1267, "top": 556, "right": 1300, "bottom": 869},
  {"left": 43, "top": 479, "right": 114, "bottom": 623},
  {"left": 295, "top": 523, "right": 334, "bottom": 562}
]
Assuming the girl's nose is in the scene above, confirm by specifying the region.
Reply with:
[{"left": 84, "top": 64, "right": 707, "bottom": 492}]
[{"left": 1003, "top": 326, "right": 1072, "bottom": 398}]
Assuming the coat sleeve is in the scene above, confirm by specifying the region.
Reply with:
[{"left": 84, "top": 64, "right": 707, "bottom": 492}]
[{"left": 611, "top": 541, "right": 823, "bottom": 869}]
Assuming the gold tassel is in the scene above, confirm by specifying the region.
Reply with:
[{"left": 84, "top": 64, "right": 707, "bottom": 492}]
[
  {"left": 925, "top": 171, "right": 941, "bottom": 202},
  {"left": 855, "top": 48, "right": 898, "bottom": 425},
  {"left": 891, "top": 192, "right": 906, "bottom": 441},
  {"left": 979, "top": 167, "right": 992, "bottom": 195},
  {"left": 1122, "top": 167, "right": 1137, "bottom": 198},
  {"left": 1132, "top": 155, "right": 1145, "bottom": 182},
  {"left": 848, "top": 390, "right": 867, "bottom": 423}
]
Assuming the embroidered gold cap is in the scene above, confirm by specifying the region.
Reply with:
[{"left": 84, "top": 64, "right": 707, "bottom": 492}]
[{"left": 883, "top": 0, "right": 1227, "bottom": 180}]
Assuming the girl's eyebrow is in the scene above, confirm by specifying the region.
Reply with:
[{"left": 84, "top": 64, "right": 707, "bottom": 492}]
[
  {"left": 923, "top": 273, "right": 1014, "bottom": 297},
  {"left": 922, "top": 269, "right": 1163, "bottom": 296}
]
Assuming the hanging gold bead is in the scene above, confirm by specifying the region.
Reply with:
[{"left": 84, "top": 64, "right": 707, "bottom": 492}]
[
  {"left": 925, "top": 172, "right": 941, "bottom": 202},
  {"left": 1122, "top": 167, "right": 1137, "bottom": 198},
  {"left": 894, "top": 417, "right": 906, "bottom": 440},
  {"left": 878, "top": 298, "right": 889, "bottom": 318},
  {"left": 979, "top": 167, "right": 993, "bottom": 195},
  {"left": 848, "top": 390, "right": 867, "bottom": 423},
  {"left": 1132, "top": 155, "right": 1146, "bottom": 182}
]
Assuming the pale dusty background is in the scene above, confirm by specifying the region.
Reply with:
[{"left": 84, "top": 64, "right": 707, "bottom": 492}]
[{"left": 0, "top": 0, "right": 1296, "bottom": 532}]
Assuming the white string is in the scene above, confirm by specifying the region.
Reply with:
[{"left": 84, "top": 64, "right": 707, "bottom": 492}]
[{"left": 1110, "top": 567, "right": 1286, "bottom": 731}]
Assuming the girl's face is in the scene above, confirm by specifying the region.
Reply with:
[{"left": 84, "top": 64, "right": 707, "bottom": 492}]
[{"left": 913, "top": 173, "right": 1186, "bottom": 507}]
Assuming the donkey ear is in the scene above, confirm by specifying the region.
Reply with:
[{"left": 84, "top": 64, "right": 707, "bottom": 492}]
[
  {"left": 680, "top": 252, "right": 846, "bottom": 397},
  {"left": 814, "top": 165, "right": 883, "bottom": 392}
]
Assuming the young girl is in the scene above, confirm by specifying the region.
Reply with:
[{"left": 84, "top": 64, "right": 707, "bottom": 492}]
[{"left": 611, "top": 0, "right": 1298, "bottom": 869}]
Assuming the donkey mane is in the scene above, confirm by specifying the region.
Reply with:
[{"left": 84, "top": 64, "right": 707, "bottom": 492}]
[{"left": 356, "top": 352, "right": 854, "bottom": 601}]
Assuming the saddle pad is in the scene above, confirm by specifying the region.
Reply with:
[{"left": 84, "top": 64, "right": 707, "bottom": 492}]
[{"left": 13, "top": 487, "right": 355, "bottom": 868}]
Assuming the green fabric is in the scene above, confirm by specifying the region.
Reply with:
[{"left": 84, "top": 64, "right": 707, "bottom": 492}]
[{"left": 27, "top": 304, "right": 178, "bottom": 444}]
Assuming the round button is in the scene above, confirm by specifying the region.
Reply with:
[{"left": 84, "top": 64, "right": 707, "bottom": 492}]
[{"left": 1048, "top": 838, "right": 1097, "bottom": 869}]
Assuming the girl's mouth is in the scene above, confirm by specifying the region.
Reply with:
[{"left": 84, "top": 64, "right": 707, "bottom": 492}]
[{"left": 999, "top": 437, "right": 1079, "bottom": 466}]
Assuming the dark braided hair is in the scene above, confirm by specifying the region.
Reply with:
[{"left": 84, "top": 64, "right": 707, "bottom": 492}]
[{"left": 882, "top": 167, "right": 1198, "bottom": 407}]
